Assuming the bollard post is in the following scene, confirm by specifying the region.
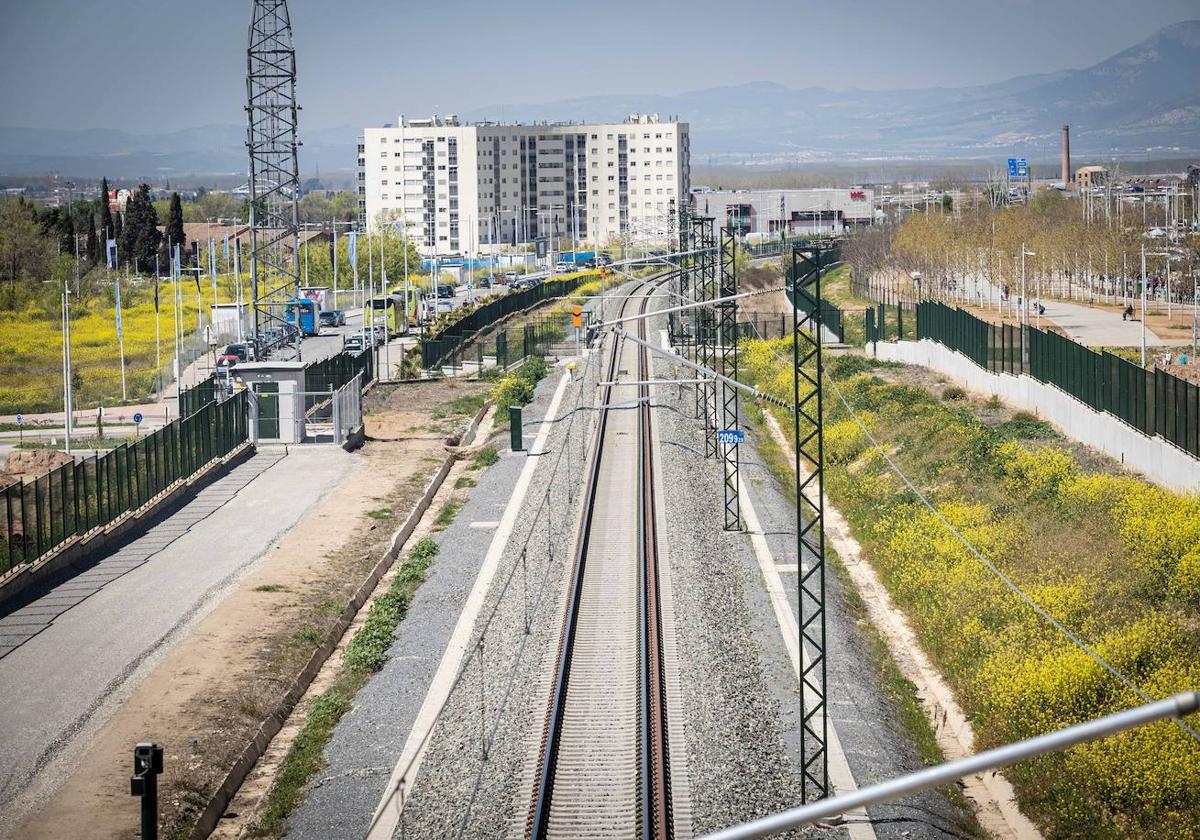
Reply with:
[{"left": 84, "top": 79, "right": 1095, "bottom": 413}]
[
  {"left": 130, "top": 742, "right": 163, "bottom": 840},
  {"left": 510, "top": 406, "right": 523, "bottom": 452}
]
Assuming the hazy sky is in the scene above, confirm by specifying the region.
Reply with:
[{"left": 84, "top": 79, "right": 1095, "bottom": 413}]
[{"left": 1, "top": 0, "right": 1196, "bottom": 133}]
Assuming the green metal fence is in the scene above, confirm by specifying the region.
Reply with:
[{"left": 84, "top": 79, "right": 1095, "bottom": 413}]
[
  {"left": 421, "top": 272, "right": 601, "bottom": 370},
  {"left": 916, "top": 300, "right": 1200, "bottom": 458},
  {"left": 1, "top": 390, "right": 249, "bottom": 576},
  {"left": 179, "top": 375, "right": 217, "bottom": 418},
  {"left": 438, "top": 314, "right": 566, "bottom": 374}
]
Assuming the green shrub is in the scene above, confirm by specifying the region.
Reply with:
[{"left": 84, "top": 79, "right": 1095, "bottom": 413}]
[{"left": 941, "top": 385, "right": 966, "bottom": 401}]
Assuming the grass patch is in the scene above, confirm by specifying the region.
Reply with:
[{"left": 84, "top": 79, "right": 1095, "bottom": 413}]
[
  {"left": 433, "top": 499, "right": 463, "bottom": 531},
  {"left": 471, "top": 445, "right": 499, "bottom": 469},
  {"left": 250, "top": 538, "right": 439, "bottom": 837},
  {"left": 432, "top": 392, "right": 486, "bottom": 420},
  {"left": 491, "top": 356, "right": 549, "bottom": 415},
  {"left": 941, "top": 385, "right": 966, "bottom": 401},
  {"left": 292, "top": 626, "right": 321, "bottom": 646},
  {"left": 454, "top": 475, "right": 477, "bottom": 490},
  {"left": 253, "top": 584, "right": 287, "bottom": 593},
  {"left": 366, "top": 508, "right": 394, "bottom": 520}
]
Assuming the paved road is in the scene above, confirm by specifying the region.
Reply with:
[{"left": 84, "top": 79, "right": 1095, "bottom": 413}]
[{"left": 0, "top": 446, "right": 354, "bottom": 815}]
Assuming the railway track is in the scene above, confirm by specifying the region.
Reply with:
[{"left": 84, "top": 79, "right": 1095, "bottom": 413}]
[{"left": 526, "top": 277, "right": 679, "bottom": 839}]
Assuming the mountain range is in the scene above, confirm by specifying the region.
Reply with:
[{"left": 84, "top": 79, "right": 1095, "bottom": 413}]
[{"left": 1, "top": 19, "right": 1196, "bottom": 180}]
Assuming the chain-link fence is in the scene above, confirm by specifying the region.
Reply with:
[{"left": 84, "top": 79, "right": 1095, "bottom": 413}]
[
  {"left": 1, "top": 390, "right": 249, "bottom": 576},
  {"left": 916, "top": 300, "right": 1200, "bottom": 458},
  {"left": 303, "top": 349, "right": 374, "bottom": 415}
]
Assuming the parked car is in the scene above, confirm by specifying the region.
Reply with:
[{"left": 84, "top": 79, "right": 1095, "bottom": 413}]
[
  {"left": 216, "top": 343, "right": 248, "bottom": 366},
  {"left": 503, "top": 271, "right": 519, "bottom": 283},
  {"left": 510, "top": 278, "right": 534, "bottom": 291},
  {"left": 555, "top": 260, "right": 573, "bottom": 272},
  {"left": 371, "top": 324, "right": 388, "bottom": 346},
  {"left": 436, "top": 284, "right": 455, "bottom": 299},
  {"left": 435, "top": 299, "right": 454, "bottom": 314},
  {"left": 596, "top": 255, "right": 612, "bottom": 267},
  {"left": 319, "top": 309, "right": 346, "bottom": 327},
  {"left": 476, "top": 276, "right": 492, "bottom": 289},
  {"left": 343, "top": 333, "right": 367, "bottom": 353}
]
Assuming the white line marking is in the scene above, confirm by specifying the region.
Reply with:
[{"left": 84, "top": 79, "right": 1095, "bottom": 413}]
[
  {"left": 368, "top": 371, "right": 573, "bottom": 840},
  {"left": 740, "top": 481, "right": 878, "bottom": 840},
  {"left": 468, "top": 520, "right": 501, "bottom": 529}
]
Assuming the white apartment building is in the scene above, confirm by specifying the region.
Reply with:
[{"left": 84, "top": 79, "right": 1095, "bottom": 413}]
[{"left": 358, "top": 113, "right": 690, "bottom": 256}]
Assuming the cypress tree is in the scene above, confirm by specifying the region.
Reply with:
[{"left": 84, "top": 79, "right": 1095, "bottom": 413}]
[
  {"left": 99, "top": 177, "right": 114, "bottom": 240},
  {"left": 86, "top": 213, "right": 100, "bottom": 265},
  {"left": 113, "top": 212, "right": 123, "bottom": 264},
  {"left": 118, "top": 184, "right": 161, "bottom": 273},
  {"left": 165, "top": 192, "right": 185, "bottom": 254},
  {"left": 59, "top": 212, "right": 75, "bottom": 256}
]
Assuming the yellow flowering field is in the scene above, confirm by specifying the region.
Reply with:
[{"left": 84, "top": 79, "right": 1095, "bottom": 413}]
[
  {"left": 0, "top": 277, "right": 237, "bottom": 414},
  {"left": 740, "top": 342, "right": 1200, "bottom": 838}
]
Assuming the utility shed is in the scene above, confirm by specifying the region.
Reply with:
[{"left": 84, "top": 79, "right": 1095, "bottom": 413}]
[{"left": 233, "top": 361, "right": 306, "bottom": 443}]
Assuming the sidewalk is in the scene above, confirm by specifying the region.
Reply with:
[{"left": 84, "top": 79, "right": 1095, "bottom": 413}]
[
  {"left": 969, "top": 275, "right": 1166, "bottom": 347},
  {"left": 1039, "top": 297, "right": 1165, "bottom": 347},
  {"left": 0, "top": 446, "right": 353, "bottom": 826}
]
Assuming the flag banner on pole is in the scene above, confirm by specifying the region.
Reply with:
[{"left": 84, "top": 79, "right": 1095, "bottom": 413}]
[
  {"left": 209, "top": 239, "right": 218, "bottom": 298},
  {"left": 106, "top": 239, "right": 117, "bottom": 269},
  {"left": 223, "top": 233, "right": 230, "bottom": 259},
  {"left": 347, "top": 231, "right": 357, "bottom": 268},
  {"left": 114, "top": 278, "right": 123, "bottom": 341}
]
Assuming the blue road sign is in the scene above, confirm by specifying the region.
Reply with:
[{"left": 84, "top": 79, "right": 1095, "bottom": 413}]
[
  {"left": 133, "top": 412, "right": 144, "bottom": 425},
  {"left": 15, "top": 414, "right": 22, "bottom": 425},
  {"left": 717, "top": 429, "right": 745, "bottom": 445},
  {"left": 1007, "top": 157, "right": 1028, "bottom": 178}
]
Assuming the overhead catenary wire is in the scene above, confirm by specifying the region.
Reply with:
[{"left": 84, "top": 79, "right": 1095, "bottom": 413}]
[{"left": 365, "top": 277, "right": 667, "bottom": 839}]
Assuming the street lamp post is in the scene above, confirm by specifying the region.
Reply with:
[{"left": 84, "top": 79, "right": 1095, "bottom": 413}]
[
  {"left": 1020, "top": 244, "right": 1036, "bottom": 326},
  {"left": 1141, "top": 245, "right": 1148, "bottom": 368}
]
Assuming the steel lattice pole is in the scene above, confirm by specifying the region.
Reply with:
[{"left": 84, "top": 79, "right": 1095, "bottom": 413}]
[
  {"left": 695, "top": 217, "right": 718, "bottom": 452},
  {"left": 791, "top": 245, "right": 828, "bottom": 802},
  {"left": 719, "top": 227, "right": 741, "bottom": 530},
  {"left": 246, "top": 0, "right": 303, "bottom": 360}
]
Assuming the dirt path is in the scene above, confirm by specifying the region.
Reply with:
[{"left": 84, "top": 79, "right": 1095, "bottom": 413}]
[
  {"left": 11, "top": 379, "right": 488, "bottom": 840},
  {"left": 210, "top": 406, "right": 497, "bottom": 839}
]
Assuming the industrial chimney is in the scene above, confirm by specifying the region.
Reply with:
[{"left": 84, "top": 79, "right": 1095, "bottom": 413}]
[{"left": 1061, "top": 124, "right": 1071, "bottom": 188}]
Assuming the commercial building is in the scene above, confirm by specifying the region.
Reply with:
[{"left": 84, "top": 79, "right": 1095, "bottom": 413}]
[
  {"left": 358, "top": 114, "right": 690, "bottom": 256},
  {"left": 689, "top": 188, "right": 877, "bottom": 237}
]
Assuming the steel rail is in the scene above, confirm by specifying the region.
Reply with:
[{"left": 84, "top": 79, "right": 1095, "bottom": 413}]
[
  {"left": 528, "top": 279, "right": 649, "bottom": 838},
  {"left": 528, "top": 275, "right": 675, "bottom": 839}
]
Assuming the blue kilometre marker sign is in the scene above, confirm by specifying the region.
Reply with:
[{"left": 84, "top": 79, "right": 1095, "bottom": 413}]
[{"left": 717, "top": 429, "right": 745, "bottom": 445}]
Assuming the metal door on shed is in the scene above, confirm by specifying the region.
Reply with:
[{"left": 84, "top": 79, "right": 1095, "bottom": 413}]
[{"left": 255, "top": 382, "right": 279, "bottom": 439}]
